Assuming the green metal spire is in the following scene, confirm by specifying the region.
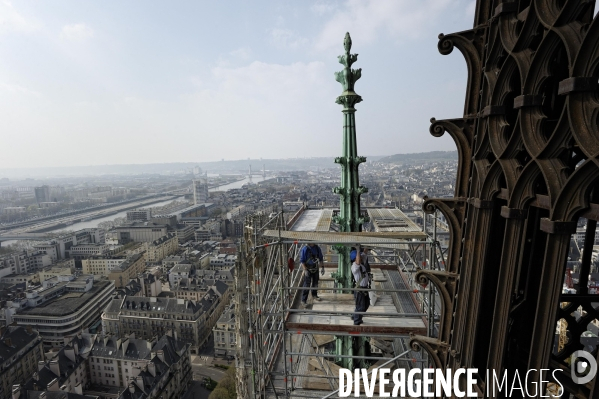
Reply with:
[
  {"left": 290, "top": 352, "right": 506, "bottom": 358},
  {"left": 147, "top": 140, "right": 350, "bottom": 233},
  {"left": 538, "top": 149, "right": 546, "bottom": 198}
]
[
  {"left": 332, "top": 32, "right": 368, "bottom": 370},
  {"left": 333, "top": 32, "right": 368, "bottom": 287}
]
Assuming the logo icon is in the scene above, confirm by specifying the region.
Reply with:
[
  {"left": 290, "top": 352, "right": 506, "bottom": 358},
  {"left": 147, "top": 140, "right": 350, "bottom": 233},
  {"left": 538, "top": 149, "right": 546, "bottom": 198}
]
[{"left": 571, "top": 350, "right": 597, "bottom": 384}]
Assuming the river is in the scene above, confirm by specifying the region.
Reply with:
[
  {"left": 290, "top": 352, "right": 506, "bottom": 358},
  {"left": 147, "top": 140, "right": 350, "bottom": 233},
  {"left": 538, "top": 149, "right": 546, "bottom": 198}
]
[
  {"left": 3, "top": 177, "right": 270, "bottom": 247},
  {"left": 209, "top": 175, "right": 269, "bottom": 191},
  {"left": 1, "top": 198, "right": 177, "bottom": 246}
]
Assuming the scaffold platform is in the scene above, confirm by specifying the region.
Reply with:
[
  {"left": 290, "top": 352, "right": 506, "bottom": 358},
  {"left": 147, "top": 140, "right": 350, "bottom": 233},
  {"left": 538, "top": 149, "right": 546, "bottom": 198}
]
[
  {"left": 262, "top": 229, "right": 428, "bottom": 246},
  {"left": 235, "top": 209, "right": 441, "bottom": 399},
  {"left": 287, "top": 267, "right": 426, "bottom": 336}
]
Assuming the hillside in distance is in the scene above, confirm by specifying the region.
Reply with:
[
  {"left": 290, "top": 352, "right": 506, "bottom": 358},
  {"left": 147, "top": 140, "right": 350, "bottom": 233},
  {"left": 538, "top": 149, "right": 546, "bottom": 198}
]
[
  {"left": 377, "top": 151, "right": 458, "bottom": 164},
  {"left": 0, "top": 151, "right": 456, "bottom": 179}
]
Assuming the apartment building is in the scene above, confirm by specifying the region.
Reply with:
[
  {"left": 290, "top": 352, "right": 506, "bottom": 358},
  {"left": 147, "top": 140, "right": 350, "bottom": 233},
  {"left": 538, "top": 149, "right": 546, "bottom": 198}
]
[
  {"left": 0, "top": 251, "right": 52, "bottom": 276},
  {"left": 126, "top": 209, "right": 152, "bottom": 222},
  {"left": 0, "top": 326, "right": 43, "bottom": 399},
  {"left": 38, "top": 259, "right": 76, "bottom": 282},
  {"left": 0, "top": 272, "right": 40, "bottom": 286},
  {"left": 67, "top": 244, "right": 111, "bottom": 260},
  {"left": 213, "top": 304, "right": 236, "bottom": 358},
  {"left": 119, "top": 273, "right": 162, "bottom": 298},
  {"left": 102, "top": 284, "right": 228, "bottom": 354},
  {"left": 107, "top": 253, "right": 146, "bottom": 288},
  {"left": 114, "top": 223, "right": 168, "bottom": 244},
  {"left": 193, "top": 180, "right": 209, "bottom": 205},
  {"left": 174, "top": 224, "right": 194, "bottom": 244},
  {"left": 194, "top": 229, "right": 210, "bottom": 242},
  {"left": 209, "top": 254, "right": 236, "bottom": 270},
  {"left": 142, "top": 233, "right": 178, "bottom": 263},
  {"left": 34, "top": 228, "right": 105, "bottom": 261},
  {"left": 168, "top": 263, "right": 192, "bottom": 286},
  {"left": 20, "top": 332, "right": 191, "bottom": 399},
  {"left": 82, "top": 258, "right": 125, "bottom": 277},
  {"left": 171, "top": 271, "right": 233, "bottom": 302}
]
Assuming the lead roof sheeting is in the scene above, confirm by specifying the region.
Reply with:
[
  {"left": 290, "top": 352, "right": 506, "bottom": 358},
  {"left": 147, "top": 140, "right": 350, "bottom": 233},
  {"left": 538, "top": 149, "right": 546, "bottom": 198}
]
[
  {"left": 316, "top": 209, "right": 333, "bottom": 231},
  {"left": 290, "top": 210, "right": 325, "bottom": 232},
  {"left": 368, "top": 208, "right": 423, "bottom": 232}
]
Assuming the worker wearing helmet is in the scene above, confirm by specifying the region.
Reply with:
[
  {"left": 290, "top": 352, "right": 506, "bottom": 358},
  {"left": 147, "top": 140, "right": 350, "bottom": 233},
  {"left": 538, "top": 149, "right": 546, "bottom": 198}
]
[{"left": 300, "top": 243, "right": 324, "bottom": 306}]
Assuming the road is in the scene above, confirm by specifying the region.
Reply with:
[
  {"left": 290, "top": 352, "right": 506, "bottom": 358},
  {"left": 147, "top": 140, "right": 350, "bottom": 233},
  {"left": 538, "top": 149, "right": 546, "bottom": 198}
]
[
  {"left": 182, "top": 381, "right": 212, "bottom": 399},
  {"left": 192, "top": 351, "right": 227, "bottom": 381},
  {"left": 192, "top": 364, "right": 226, "bottom": 382}
]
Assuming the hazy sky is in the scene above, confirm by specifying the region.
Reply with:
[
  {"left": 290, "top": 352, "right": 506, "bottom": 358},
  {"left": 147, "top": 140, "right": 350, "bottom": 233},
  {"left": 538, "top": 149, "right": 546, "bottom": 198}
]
[{"left": 0, "top": 0, "right": 474, "bottom": 169}]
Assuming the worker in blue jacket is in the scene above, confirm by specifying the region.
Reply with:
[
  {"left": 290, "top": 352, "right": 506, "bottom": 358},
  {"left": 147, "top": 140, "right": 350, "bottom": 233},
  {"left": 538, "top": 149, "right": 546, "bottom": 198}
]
[{"left": 300, "top": 243, "right": 324, "bottom": 306}]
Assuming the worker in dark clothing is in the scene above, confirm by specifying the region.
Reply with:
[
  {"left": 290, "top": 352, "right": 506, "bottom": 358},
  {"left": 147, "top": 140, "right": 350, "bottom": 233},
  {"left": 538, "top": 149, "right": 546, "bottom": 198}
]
[
  {"left": 351, "top": 245, "right": 370, "bottom": 325},
  {"left": 300, "top": 243, "right": 324, "bottom": 306},
  {"left": 362, "top": 247, "right": 371, "bottom": 273}
]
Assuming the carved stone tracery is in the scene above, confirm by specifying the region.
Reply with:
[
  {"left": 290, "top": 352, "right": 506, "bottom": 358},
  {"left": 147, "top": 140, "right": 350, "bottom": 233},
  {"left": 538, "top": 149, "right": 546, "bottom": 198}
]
[{"left": 420, "top": 0, "right": 599, "bottom": 395}]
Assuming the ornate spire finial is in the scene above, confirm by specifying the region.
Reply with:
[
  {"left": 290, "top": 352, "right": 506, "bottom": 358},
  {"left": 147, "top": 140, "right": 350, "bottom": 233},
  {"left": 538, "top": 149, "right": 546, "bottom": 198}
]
[
  {"left": 335, "top": 32, "right": 362, "bottom": 107},
  {"left": 343, "top": 32, "right": 352, "bottom": 53}
]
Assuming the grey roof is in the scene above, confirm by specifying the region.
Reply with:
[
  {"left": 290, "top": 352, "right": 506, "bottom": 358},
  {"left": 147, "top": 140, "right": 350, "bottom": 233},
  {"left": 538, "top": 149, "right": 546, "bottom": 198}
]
[
  {"left": 18, "top": 280, "right": 112, "bottom": 317},
  {"left": 118, "top": 279, "right": 142, "bottom": 296},
  {"left": 0, "top": 281, "right": 27, "bottom": 302},
  {"left": 212, "top": 281, "right": 228, "bottom": 297},
  {"left": 91, "top": 336, "right": 152, "bottom": 360},
  {"left": 116, "top": 222, "right": 168, "bottom": 230},
  {"left": 111, "top": 296, "right": 205, "bottom": 315},
  {"left": 104, "top": 296, "right": 125, "bottom": 314},
  {"left": 217, "top": 304, "right": 235, "bottom": 324},
  {"left": 22, "top": 333, "right": 188, "bottom": 399},
  {"left": 0, "top": 326, "right": 40, "bottom": 371},
  {"left": 24, "top": 391, "right": 99, "bottom": 399},
  {"left": 170, "top": 264, "right": 191, "bottom": 273},
  {"left": 162, "top": 255, "right": 183, "bottom": 263},
  {"left": 25, "top": 334, "right": 92, "bottom": 391},
  {"left": 117, "top": 335, "right": 187, "bottom": 399},
  {"left": 172, "top": 278, "right": 211, "bottom": 291},
  {"left": 150, "top": 232, "right": 176, "bottom": 246},
  {"left": 118, "top": 388, "right": 145, "bottom": 399},
  {"left": 112, "top": 253, "right": 143, "bottom": 272},
  {"left": 171, "top": 276, "right": 230, "bottom": 295}
]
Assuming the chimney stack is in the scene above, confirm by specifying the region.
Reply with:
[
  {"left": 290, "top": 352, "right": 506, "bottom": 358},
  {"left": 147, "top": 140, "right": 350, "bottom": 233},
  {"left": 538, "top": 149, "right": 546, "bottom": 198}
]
[
  {"left": 64, "top": 347, "right": 76, "bottom": 362},
  {"left": 148, "top": 362, "right": 156, "bottom": 377},
  {"left": 11, "top": 385, "right": 20, "bottom": 399},
  {"left": 122, "top": 337, "right": 129, "bottom": 355},
  {"left": 49, "top": 359, "right": 60, "bottom": 377},
  {"left": 47, "top": 378, "right": 59, "bottom": 391}
]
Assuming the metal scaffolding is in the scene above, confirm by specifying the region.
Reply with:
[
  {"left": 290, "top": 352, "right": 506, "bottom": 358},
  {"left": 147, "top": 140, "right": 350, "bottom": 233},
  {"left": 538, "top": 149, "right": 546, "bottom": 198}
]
[{"left": 234, "top": 207, "right": 445, "bottom": 398}]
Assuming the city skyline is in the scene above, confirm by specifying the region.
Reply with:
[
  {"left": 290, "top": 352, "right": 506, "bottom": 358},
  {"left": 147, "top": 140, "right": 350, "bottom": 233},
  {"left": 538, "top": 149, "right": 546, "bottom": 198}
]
[{"left": 1, "top": 0, "right": 474, "bottom": 168}]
